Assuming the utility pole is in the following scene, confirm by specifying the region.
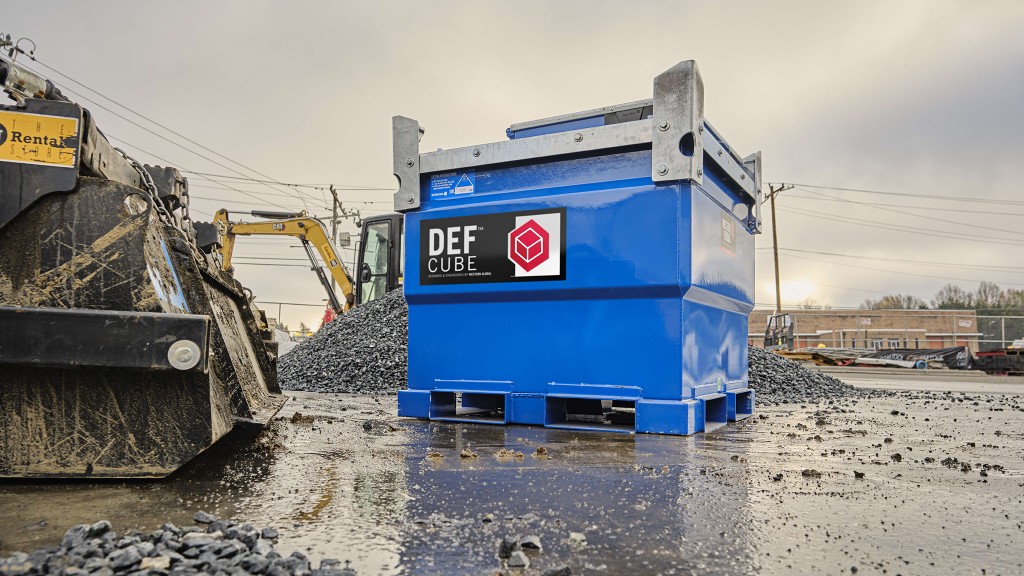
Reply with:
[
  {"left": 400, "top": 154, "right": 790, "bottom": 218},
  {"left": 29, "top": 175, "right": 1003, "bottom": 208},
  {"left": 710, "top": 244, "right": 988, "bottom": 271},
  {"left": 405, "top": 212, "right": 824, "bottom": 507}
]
[
  {"left": 329, "top": 185, "right": 339, "bottom": 291},
  {"left": 326, "top": 184, "right": 361, "bottom": 291},
  {"left": 768, "top": 183, "right": 793, "bottom": 315}
]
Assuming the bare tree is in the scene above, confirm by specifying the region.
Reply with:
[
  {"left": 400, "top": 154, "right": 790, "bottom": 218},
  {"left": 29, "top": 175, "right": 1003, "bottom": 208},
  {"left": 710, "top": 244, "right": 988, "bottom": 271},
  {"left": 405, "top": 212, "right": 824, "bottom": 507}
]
[
  {"left": 1002, "top": 288, "right": 1024, "bottom": 309},
  {"left": 975, "top": 281, "right": 1004, "bottom": 310},
  {"left": 861, "top": 294, "right": 929, "bottom": 310},
  {"left": 799, "top": 297, "right": 830, "bottom": 310},
  {"left": 933, "top": 284, "right": 974, "bottom": 309}
]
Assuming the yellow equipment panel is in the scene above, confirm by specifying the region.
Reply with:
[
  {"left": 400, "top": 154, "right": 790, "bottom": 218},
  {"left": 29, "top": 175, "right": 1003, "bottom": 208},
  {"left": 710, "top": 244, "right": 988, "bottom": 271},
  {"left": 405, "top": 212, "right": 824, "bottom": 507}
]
[{"left": 0, "top": 110, "right": 78, "bottom": 167}]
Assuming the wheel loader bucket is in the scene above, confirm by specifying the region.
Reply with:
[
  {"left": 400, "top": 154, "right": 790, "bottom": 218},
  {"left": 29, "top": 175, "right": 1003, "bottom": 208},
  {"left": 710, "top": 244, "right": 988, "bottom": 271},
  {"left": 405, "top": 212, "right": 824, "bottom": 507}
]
[{"left": 0, "top": 98, "right": 286, "bottom": 478}]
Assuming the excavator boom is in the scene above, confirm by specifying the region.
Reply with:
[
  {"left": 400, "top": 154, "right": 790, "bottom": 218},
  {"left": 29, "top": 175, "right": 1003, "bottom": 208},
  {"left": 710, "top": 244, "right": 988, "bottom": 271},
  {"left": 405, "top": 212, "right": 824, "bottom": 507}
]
[{"left": 211, "top": 210, "right": 356, "bottom": 313}]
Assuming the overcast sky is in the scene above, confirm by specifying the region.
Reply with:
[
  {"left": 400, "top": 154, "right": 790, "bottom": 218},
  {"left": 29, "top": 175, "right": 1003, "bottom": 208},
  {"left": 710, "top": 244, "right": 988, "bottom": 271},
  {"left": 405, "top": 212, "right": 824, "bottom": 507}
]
[{"left": 7, "top": 1, "right": 1024, "bottom": 329}]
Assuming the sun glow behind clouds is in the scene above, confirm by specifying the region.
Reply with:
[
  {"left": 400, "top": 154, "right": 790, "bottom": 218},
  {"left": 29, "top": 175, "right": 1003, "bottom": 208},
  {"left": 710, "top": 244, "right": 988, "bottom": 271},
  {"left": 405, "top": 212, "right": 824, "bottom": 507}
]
[{"left": 780, "top": 279, "right": 814, "bottom": 304}]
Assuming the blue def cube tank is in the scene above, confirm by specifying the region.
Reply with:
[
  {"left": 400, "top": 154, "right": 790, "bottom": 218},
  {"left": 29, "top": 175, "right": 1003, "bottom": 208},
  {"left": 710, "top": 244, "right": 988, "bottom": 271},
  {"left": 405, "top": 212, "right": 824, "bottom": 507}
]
[{"left": 393, "top": 60, "right": 762, "bottom": 435}]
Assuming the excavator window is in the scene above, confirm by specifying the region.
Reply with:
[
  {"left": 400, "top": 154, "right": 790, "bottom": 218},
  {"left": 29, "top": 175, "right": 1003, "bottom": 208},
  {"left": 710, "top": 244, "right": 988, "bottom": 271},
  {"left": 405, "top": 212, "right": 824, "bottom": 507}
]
[{"left": 359, "top": 221, "right": 391, "bottom": 304}]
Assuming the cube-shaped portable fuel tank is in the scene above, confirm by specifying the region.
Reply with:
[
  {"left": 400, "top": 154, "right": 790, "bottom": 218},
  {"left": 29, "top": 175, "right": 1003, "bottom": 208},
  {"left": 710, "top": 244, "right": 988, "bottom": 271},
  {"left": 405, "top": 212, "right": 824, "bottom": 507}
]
[{"left": 394, "top": 61, "right": 761, "bottom": 435}]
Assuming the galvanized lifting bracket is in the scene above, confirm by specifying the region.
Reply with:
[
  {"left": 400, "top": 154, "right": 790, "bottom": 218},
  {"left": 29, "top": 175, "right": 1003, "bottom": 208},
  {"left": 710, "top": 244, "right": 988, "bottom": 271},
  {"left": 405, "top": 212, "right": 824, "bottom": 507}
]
[
  {"left": 651, "top": 60, "right": 704, "bottom": 184},
  {"left": 392, "top": 116, "right": 423, "bottom": 212},
  {"left": 742, "top": 151, "right": 763, "bottom": 233},
  {"left": 392, "top": 60, "right": 762, "bottom": 233}
]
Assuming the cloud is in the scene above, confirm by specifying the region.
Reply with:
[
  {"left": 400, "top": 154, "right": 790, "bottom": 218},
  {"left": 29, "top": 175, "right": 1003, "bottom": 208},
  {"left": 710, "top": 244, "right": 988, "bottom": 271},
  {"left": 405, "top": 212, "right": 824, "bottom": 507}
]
[{"left": 6, "top": 1, "right": 1024, "bottom": 325}]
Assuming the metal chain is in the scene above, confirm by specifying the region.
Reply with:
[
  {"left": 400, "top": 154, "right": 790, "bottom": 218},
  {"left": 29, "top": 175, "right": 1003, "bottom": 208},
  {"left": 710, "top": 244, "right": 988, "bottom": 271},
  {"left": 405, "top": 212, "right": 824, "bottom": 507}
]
[
  {"left": 179, "top": 176, "right": 192, "bottom": 223},
  {"left": 114, "top": 147, "right": 208, "bottom": 267}
]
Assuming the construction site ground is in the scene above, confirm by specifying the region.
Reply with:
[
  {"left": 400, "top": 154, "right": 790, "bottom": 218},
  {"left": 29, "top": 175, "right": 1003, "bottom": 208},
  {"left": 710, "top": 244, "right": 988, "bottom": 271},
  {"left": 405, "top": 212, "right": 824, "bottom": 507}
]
[{"left": 2, "top": 372, "right": 1023, "bottom": 575}]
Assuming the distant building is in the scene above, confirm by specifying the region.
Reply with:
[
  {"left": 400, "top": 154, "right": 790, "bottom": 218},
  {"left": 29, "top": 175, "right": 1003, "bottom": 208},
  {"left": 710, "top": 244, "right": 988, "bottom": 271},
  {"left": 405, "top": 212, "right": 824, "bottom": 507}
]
[{"left": 748, "top": 309, "right": 981, "bottom": 351}]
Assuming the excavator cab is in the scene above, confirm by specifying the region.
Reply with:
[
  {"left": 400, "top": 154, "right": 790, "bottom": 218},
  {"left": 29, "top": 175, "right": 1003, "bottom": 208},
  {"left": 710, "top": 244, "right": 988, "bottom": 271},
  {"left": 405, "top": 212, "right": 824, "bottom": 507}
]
[{"left": 356, "top": 213, "right": 403, "bottom": 305}]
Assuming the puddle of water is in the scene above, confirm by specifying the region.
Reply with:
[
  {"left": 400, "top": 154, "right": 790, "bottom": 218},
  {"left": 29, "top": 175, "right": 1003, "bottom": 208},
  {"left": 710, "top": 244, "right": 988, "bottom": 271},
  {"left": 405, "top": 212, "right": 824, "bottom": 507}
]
[{"left": 1, "top": 392, "right": 1022, "bottom": 575}]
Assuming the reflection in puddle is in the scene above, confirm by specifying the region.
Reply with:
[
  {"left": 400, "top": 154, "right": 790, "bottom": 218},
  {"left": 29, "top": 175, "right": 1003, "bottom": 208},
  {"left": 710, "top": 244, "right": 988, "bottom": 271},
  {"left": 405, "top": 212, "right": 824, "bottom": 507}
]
[
  {"left": 396, "top": 421, "right": 757, "bottom": 574},
  {"left": 3, "top": 393, "right": 1020, "bottom": 574},
  {"left": 296, "top": 466, "right": 339, "bottom": 523}
]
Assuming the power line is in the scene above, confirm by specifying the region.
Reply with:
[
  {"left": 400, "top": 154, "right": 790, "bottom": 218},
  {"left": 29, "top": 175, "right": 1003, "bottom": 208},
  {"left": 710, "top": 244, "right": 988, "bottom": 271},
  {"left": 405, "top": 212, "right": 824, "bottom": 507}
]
[
  {"left": 31, "top": 57, "right": 385, "bottom": 205},
  {"left": 27, "top": 56, "right": 319, "bottom": 209},
  {"left": 187, "top": 183, "right": 330, "bottom": 200},
  {"left": 752, "top": 304, "right": 867, "bottom": 311},
  {"left": 180, "top": 171, "right": 392, "bottom": 191},
  {"left": 801, "top": 280, "right": 891, "bottom": 296},
  {"left": 224, "top": 237, "right": 306, "bottom": 243},
  {"left": 25, "top": 71, "right": 309, "bottom": 212},
  {"left": 21, "top": 55, "right": 393, "bottom": 218},
  {"left": 755, "top": 247, "right": 1024, "bottom": 273},
  {"left": 782, "top": 252, "right": 1024, "bottom": 288},
  {"left": 233, "top": 262, "right": 310, "bottom": 268},
  {"left": 233, "top": 256, "right": 311, "bottom": 262},
  {"left": 777, "top": 205, "right": 1024, "bottom": 247},
  {"left": 182, "top": 176, "right": 329, "bottom": 205},
  {"left": 771, "top": 182, "right": 1024, "bottom": 207},
  {"left": 189, "top": 194, "right": 310, "bottom": 209},
  {"left": 188, "top": 180, "right": 324, "bottom": 203},
  {"left": 107, "top": 136, "right": 290, "bottom": 209},
  {"left": 792, "top": 186, "right": 1024, "bottom": 237},
  {"left": 782, "top": 193, "right": 1024, "bottom": 218},
  {"left": 108, "top": 136, "right": 294, "bottom": 211}
]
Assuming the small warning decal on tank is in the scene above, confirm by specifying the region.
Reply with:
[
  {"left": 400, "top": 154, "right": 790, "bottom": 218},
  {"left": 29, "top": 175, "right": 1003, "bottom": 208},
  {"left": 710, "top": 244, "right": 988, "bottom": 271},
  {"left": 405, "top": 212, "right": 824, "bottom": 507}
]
[
  {"left": 0, "top": 110, "right": 79, "bottom": 168},
  {"left": 429, "top": 170, "right": 475, "bottom": 200},
  {"left": 720, "top": 214, "right": 736, "bottom": 257},
  {"left": 420, "top": 208, "right": 566, "bottom": 285}
]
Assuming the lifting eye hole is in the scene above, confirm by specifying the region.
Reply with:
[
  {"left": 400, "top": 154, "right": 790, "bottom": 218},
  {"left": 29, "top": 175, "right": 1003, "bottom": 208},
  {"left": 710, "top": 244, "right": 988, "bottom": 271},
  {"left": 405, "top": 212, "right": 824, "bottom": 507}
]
[{"left": 679, "top": 132, "right": 695, "bottom": 157}]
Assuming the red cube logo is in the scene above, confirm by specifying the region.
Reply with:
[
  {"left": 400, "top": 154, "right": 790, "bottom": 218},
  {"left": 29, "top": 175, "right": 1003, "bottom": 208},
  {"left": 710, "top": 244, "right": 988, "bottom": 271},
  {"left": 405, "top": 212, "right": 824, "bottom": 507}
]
[{"left": 508, "top": 219, "right": 550, "bottom": 272}]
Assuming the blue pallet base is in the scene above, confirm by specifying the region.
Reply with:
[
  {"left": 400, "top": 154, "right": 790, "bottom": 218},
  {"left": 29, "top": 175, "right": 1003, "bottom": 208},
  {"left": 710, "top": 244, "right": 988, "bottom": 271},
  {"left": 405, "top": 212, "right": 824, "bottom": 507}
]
[
  {"left": 397, "top": 389, "right": 431, "bottom": 418},
  {"left": 634, "top": 399, "right": 702, "bottom": 435},
  {"left": 701, "top": 393, "right": 729, "bottom": 432},
  {"left": 726, "top": 388, "right": 755, "bottom": 421},
  {"left": 398, "top": 387, "right": 754, "bottom": 436},
  {"left": 398, "top": 389, "right": 512, "bottom": 424}
]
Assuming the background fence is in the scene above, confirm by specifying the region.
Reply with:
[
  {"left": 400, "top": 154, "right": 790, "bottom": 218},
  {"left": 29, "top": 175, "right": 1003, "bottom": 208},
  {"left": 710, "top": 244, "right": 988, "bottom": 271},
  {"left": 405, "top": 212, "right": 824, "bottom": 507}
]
[{"left": 749, "top": 309, "right": 1024, "bottom": 352}]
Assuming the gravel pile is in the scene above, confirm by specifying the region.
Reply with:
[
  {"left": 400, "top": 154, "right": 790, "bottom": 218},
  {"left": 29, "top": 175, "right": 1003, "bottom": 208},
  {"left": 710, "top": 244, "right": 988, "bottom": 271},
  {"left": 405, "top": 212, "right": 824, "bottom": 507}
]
[
  {"left": 748, "top": 345, "right": 881, "bottom": 405},
  {"left": 277, "top": 289, "right": 407, "bottom": 394},
  {"left": 0, "top": 513, "right": 355, "bottom": 576},
  {"left": 277, "top": 290, "right": 872, "bottom": 406}
]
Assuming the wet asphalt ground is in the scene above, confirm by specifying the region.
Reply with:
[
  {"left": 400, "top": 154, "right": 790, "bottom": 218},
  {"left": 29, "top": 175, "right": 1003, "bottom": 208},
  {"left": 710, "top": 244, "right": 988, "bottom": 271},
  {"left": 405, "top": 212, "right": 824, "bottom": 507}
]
[{"left": 2, "top": 375, "right": 1023, "bottom": 576}]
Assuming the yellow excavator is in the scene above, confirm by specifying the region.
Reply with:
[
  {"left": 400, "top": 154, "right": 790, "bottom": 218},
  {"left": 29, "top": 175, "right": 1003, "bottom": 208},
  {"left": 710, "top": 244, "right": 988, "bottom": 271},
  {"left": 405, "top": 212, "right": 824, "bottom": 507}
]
[
  {"left": 204, "top": 209, "right": 357, "bottom": 314},
  {"left": 196, "top": 209, "right": 405, "bottom": 315}
]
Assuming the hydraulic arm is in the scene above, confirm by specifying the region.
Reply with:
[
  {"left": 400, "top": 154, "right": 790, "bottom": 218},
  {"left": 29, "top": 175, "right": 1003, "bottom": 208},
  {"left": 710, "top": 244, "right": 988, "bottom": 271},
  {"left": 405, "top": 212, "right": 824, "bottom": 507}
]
[{"left": 212, "top": 209, "right": 356, "bottom": 313}]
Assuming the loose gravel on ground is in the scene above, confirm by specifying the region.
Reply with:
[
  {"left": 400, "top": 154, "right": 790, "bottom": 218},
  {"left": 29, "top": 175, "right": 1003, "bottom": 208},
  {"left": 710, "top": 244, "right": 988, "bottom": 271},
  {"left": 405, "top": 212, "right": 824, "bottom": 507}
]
[
  {"left": 0, "top": 513, "right": 355, "bottom": 576},
  {"left": 279, "top": 290, "right": 873, "bottom": 405},
  {"left": 3, "top": 292, "right": 882, "bottom": 574},
  {"left": 747, "top": 346, "right": 887, "bottom": 405},
  {"left": 277, "top": 289, "right": 407, "bottom": 394}
]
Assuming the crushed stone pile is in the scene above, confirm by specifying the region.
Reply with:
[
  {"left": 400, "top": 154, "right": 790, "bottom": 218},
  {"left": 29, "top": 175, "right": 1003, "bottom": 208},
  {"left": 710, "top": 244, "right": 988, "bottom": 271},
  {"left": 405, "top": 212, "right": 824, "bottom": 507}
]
[
  {"left": 748, "top": 345, "right": 884, "bottom": 405},
  {"left": 0, "top": 513, "right": 355, "bottom": 576},
  {"left": 277, "top": 289, "right": 407, "bottom": 394},
  {"left": 278, "top": 290, "right": 874, "bottom": 405}
]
